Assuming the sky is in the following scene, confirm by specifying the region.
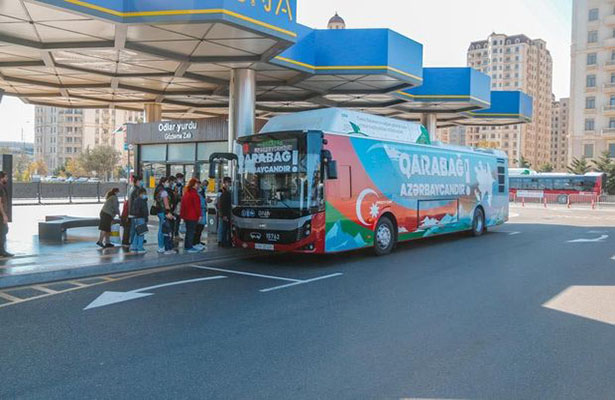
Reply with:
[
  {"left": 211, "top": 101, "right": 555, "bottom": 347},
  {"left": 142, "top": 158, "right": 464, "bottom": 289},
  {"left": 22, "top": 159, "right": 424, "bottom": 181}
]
[{"left": 0, "top": 0, "right": 573, "bottom": 143}]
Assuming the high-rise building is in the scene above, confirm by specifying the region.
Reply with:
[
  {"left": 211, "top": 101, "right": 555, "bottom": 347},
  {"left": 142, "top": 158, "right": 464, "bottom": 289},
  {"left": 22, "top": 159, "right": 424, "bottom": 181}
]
[
  {"left": 435, "top": 126, "right": 466, "bottom": 146},
  {"left": 34, "top": 107, "right": 84, "bottom": 171},
  {"left": 551, "top": 97, "right": 570, "bottom": 171},
  {"left": 570, "top": 0, "right": 615, "bottom": 162},
  {"left": 466, "top": 33, "right": 553, "bottom": 168},
  {"left": 34, "top": 107, "right": 142, "bottom": 172},
  {"left": 83, "top": 109, "right": 142, "bottom": 165}
]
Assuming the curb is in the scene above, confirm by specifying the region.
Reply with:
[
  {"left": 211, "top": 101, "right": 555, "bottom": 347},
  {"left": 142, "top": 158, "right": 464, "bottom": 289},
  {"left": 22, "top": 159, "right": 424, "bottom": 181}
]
[{"left": 0, "top": 251, "right": 258, "bottom": 290}]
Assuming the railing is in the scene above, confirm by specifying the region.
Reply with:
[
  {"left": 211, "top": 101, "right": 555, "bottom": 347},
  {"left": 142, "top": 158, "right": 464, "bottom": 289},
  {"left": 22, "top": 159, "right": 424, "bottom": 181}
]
[
  {"left": 509, "top": 192, "right": 605, "bottom": 208},
  {"left": 12, "top": 182, "right": 129, "bottom": 205}
]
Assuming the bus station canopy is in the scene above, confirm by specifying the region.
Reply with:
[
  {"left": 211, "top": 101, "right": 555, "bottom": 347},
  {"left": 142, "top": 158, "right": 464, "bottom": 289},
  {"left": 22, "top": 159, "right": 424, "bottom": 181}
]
[{"left": 0, "top": 0, "right": 532, "bottom": 127}]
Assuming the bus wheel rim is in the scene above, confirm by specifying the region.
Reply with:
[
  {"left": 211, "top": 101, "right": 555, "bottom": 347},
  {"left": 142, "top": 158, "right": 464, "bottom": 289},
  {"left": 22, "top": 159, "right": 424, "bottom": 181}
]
[
  {"left": 377, "top": 224, "right": 392, "bottom": 249},
  {"left": 476, "top": 215, "right": 483, "bottom": 232}
]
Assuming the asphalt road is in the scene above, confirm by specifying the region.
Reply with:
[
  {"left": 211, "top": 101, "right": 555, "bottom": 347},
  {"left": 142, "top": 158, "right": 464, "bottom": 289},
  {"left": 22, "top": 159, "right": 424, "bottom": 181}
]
[{"left": 1, "top": 206, "right": 614, "bottom": 399}]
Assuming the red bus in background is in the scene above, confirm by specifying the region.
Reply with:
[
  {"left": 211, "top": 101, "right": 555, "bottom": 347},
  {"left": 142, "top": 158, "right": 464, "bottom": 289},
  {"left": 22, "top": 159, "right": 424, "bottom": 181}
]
[{"left": 509, "top": 172, "right": 606, "bottom": 204}]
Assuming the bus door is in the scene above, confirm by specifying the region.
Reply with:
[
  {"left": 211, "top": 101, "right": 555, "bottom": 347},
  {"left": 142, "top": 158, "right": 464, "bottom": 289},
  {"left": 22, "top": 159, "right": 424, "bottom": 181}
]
[{"left": 208, "top": 153, "right": 238, "bottom": 234}]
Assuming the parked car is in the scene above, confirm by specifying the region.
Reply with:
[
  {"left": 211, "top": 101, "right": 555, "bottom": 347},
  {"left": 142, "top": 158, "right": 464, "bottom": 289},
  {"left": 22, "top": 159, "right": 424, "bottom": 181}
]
[
  {"left": 76, "top": 177, "right": 89, "bottom": 183},
  {"left": 88, "top": 178, "right": 100, "bottom": 183}
]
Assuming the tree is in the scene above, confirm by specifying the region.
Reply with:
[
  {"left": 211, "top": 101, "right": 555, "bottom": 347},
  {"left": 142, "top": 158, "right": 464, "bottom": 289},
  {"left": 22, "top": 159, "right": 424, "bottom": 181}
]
[
  {"left": 79, "top": 145, "right": 120, "bottom": 181},
  {"left": 14, "top": 153, "right": 32, "bottom": 181},
  {"left": 537, "top": 163, "right": 554, "bottom": 173},
  {"left": 567, "top": 157, "right": 591, "bottom": 175},
  {"left": 593, "top": 151, "right": 615, "bottom": 195},
  {"left": 65, "top": 158, "right": 87, "bottom": 178},
  {"left": 517, "top": 155, "right": 531, "bottom": 168}
]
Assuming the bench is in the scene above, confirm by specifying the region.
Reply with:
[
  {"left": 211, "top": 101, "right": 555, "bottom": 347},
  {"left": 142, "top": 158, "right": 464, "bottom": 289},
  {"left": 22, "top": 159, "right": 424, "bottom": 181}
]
[{"left": 38, "top": 215, "right": 112, "bottom": 242}]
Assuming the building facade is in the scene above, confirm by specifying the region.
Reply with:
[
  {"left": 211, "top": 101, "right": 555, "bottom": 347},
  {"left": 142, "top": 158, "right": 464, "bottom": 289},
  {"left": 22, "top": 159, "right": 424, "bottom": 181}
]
[
  {"left": 466, "top": 33, "right": 553, "bottom": 168},
  {"left": 551, "top": 97, "right": 570, "bottom": 171},
  {"left": 570, "top": 0, "right": 615, "bottom": 162},
  {"left": 435, "top": 126, "right": 466, "bottom": 146},
  {"left": 34, "top": 106, "right": 142, "bottom": 172}
]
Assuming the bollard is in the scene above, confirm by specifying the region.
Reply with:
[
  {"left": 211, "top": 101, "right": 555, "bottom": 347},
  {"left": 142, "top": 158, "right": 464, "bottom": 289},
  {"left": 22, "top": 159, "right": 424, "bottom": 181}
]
[
  {"left": 522, "top": 197, "right": 525, "bottom": 207},
  {"left": 567, "top": 196, "right": 571, "bottom": 209},
  {"left": 544, "top": 196, "right": 547, "bottom": 208},
  {"left": 591, "top": 196, "right": 596, "bottom": 210}
]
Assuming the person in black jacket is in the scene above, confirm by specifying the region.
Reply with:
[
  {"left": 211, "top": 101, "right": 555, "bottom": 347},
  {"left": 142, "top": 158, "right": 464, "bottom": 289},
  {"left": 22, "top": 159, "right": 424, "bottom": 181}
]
[
  {"left": 218, "top": 177, "right": 232, "bottom": 247},
  {"left": 129, "top": 188, "right": 149, "bottom": 253}
]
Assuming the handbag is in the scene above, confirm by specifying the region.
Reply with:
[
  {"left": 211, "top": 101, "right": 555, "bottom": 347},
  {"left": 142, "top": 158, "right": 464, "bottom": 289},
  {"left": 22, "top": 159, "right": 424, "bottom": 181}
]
[
  {"left": 135, "top": 223, "right": 149, "bottom": 235},
  {"left": 149, "top": 205, "right": 160, "bottom": 216}
]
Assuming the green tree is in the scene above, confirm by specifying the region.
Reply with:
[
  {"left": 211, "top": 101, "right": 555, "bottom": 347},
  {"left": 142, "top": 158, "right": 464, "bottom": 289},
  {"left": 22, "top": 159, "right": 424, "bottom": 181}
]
[
  {"left": 14, "top": 153, "right": 32, "bottom": 182},
  {"left": 592, "top": 151, "right": 615, "bottom": 194},
  {"left": 79, "top": 145, "right": 120, "bottom": 182},
  {"left": 537, "top": 163, "right": 554, "bottom": 173},
  {"left": 567, "top": 157, "right": 591, "bottom": 175},
  {"left": 65, "top": 157, "right": 87, "bottom": 178},
  {"left": 515, "top": 155, "right": 531, "bottom": 168}
]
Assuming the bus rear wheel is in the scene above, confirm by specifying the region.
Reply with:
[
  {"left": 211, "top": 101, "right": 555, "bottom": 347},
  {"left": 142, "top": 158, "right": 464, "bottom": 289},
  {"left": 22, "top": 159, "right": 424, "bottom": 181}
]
[
  {"left": 374, "top": 216, "right": 396, "bottom": 256},
  {"left": 471, "top": 207, "right": 485, "bottom": 237}
]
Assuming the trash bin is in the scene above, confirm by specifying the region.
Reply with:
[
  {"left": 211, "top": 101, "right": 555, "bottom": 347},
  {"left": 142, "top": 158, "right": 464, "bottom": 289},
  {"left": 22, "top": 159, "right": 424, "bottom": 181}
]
[{"left": 207, "top": 207, "right": 218, "bottom": 234}]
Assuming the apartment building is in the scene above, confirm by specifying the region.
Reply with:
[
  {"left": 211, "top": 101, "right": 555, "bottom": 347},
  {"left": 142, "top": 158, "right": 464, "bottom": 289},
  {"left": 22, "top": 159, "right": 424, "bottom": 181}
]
[
  {"left": 466, "top": 33, "right": 553, "bottom": 167},
  {"left": 34, "top": 107, "right": 142, "bottom": 171},
  {"left": 570, "top": 0, "right": 615, "bottom": 161},
  {"left": 551, "top": 97, "right": 570, "bottom": 171}
]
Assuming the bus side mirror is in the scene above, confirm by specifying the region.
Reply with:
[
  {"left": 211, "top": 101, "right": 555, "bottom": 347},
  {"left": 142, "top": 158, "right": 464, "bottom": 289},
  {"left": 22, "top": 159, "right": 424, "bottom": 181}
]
[{"left": 327, "top": 160, "right": 338, "bottom": 180}]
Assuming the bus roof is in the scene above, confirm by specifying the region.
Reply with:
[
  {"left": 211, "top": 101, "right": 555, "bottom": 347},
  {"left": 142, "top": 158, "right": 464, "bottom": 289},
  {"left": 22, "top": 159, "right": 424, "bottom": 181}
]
[
  {"left": 510, "top": 172, "right": 605, "bottom": 178},
  {"left": 260, "top": 108, "right": 507, "bottom": 159}
]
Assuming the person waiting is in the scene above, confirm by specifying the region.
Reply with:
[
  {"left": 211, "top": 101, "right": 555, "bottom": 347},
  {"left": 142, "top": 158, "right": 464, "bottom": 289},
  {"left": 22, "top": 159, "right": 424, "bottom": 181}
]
[
  {"left": 180, "top": 178, "right": 203, "bottom": 253},
  {"left": 129, "top": 188, "right": 149, "bottom": 254},
  {"left": 97, "top": 187, "right": 120, "bottom": 248}
]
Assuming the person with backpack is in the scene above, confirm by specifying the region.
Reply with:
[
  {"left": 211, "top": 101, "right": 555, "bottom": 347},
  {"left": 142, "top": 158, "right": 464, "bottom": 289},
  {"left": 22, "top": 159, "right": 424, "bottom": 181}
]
[
  {"left": 174, "top": 173, "right": 185, "bottom": 237},
  {"left": 154, "top": 177, "right": 175, "bottom": 254},
  {"left": 218, "top": 176, "right": 233, "bottom": 247},
  {"left": 129, "top": 187, "right": 149, "bottom": 254},
  {"left": 180, "top": 178, "right": 203, "bottom": 253},
  {"left": 97, "top": 187, "right": 120, "bottom": 248}
]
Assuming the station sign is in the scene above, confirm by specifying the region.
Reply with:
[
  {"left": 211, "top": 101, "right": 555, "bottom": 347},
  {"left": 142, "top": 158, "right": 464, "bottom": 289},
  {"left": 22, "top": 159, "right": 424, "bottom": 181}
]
[{"left": 126, "top": 118, "right": 228, "bottom": 145}]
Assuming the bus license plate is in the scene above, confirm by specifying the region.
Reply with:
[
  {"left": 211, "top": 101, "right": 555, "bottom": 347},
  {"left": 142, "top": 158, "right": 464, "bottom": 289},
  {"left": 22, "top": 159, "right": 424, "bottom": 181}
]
[{"left": 255, "top": 243, "right": 274, "bottom": 251}]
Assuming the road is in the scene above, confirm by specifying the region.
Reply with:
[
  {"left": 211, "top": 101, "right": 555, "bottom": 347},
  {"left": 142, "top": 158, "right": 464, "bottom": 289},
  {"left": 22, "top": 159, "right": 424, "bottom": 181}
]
[{"left": 1, "top": 206, "right": 614, "bottom": 399}]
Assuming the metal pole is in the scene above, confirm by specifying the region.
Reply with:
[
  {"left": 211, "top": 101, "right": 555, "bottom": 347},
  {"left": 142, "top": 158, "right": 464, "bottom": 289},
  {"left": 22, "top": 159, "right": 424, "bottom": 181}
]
[
  {"left": 228, "top": 68, "right": 256, "bottom": 153},
  {"left": 420, "top": 113, "right": 438, "bottom": 142}
]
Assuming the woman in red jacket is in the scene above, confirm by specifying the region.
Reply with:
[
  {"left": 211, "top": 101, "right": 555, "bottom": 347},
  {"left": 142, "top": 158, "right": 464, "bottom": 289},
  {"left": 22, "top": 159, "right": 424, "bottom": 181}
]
[{"left": 180, "top": 178, "right": 202, "bottom": 253}]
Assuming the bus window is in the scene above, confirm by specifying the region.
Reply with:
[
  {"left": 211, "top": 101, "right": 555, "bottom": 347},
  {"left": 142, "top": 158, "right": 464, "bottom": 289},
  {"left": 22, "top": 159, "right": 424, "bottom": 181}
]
[
  {"left": 527, "top": 178, "right": 539, "bottom": 190},
  {"left": 509, "top": 178, "right": 520, "bottom": 190}
]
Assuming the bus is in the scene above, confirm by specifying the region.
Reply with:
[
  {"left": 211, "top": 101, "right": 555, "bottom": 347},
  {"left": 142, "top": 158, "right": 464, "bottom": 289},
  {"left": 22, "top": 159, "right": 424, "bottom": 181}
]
[
  {"left": 217, "top": 108, "right": 510, "bottom": 255},
  {"left": 509, "top": 172, "right": 605, "bottom": 204}
]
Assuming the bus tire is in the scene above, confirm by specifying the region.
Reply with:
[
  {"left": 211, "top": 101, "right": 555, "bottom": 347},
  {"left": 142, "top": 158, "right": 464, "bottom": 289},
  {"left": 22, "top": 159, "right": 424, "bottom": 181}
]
[
  {"left": 557, "top": 194, "right": 568, "bottom": 205},
  {"left": 374, "top": 216, "right": 396, "bottom": 256},
  {"left": 471, "top": 207, "right": 485, "bottom": 237}
]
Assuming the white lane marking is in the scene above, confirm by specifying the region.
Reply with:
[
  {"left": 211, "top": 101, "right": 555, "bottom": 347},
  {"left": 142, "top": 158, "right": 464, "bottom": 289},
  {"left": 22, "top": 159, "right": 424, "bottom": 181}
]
[
  {"left": 84, "top": 276, "right": 227, "bottom": 310},
  {"left": 567, "top": 235, "right": 609, "bottom": 243},
  {"left": 588, "top": 230, "right": 609, "bottom": 234},
  {"left": 0, "top": 291, "right": 22, "bottom": 302},
  {"left": 611, "top": 255, "right": 615, "bottom": 261},
  {"left": 509, "top": 212, "right": 520, "bottom": 218},
  {"left": 260, "top": 273, "right": 343, "bottom": 293},
  {"left": 508, "top": 231, "right": 521, "bottom": 236},
  {"left": 543, "top": 285, "right": 615, "bottom": 326},
  {"left": 192, "top": 265, "right": 299, "bottom": 283}
]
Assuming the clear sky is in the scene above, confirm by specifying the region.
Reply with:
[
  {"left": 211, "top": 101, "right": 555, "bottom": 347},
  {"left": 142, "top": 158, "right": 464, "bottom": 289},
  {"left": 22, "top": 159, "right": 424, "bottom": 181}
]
[{"left": 0, "top": 0, "right": 573, "bottom": 143}]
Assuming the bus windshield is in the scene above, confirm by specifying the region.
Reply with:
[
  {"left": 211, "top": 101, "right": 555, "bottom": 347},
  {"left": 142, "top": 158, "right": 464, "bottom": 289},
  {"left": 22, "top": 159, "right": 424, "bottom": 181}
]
[{"left": 237, "top": 132, "right": 323, "bottom": 211}]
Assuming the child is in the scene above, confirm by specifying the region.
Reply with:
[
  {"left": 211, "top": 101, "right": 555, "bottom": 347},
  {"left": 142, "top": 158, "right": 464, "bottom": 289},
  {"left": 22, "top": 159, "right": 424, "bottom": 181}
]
[{"left": 129, "top": 188, "right": 149, "bottom": 254}]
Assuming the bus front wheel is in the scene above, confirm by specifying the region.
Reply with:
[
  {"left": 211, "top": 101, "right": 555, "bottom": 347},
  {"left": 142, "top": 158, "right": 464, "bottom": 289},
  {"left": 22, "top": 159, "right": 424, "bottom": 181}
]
[
  {"left": 471, "top": 207, "right": 486, "bottom": 237},
  {"left": 374, "top": 216, "right": 396, "bottom": 256}
]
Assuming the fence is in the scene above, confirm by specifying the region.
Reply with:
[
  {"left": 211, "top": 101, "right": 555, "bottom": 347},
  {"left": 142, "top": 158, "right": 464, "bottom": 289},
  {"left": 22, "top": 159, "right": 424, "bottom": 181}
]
[
  {"left": 12, "top": 182, "right": 129, "bottom": 205},
  {"left": 509, "top": 192, "right": 607, "bottom": 208}
]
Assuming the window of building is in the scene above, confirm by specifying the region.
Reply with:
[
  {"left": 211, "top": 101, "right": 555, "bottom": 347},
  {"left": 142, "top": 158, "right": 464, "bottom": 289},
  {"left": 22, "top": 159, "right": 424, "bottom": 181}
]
[
  {"left": 609, "top": 118, "right": 615, "bottom": 128},
  {"left": 586, "top": 74, "right": 597, "bottom": 87},
  {"left": 611, "top": 95, "right": 615, "bottom": 106},
  {"left": 585, "top": 118, "right": 595, "bottom": 131},
  {"left": 589, "top": 8, "right": 599, "bottom": 21},
  {"left": 588, "top": 30, "right": 598, "bottom": 43},
  {"left": 586, "top": 96, "right": 596, "bottom": 109},
  {"left": 609, "top": 143, "right": 615, "bottom": 157},
  {"left": 584, "top": 144, "right": 594, "bottom": 158},
  {"left": 587, "top": 52, "right": 597, "bottom": 65}
]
